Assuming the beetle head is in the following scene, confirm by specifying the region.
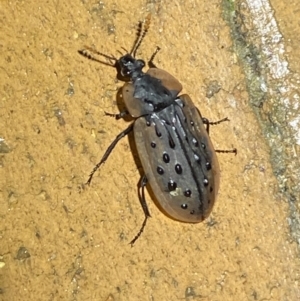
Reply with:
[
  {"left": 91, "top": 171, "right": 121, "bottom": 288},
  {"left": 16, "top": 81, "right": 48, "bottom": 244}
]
[{"left": 118, "top": 54, "right": 145, "bottom": 80}]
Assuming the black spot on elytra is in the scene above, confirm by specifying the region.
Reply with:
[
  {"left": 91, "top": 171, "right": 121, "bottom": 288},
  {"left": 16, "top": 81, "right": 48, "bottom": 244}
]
[
  {"left": 194, "top": 153, "right": 201, "bottom": 164},
  {"left": 192, "top": 138, "right": 198, "bottom": 147},
  {"left": 169, "top": 135, "right": 175, "bottom": 149},
  {"left": 155, "top": 125, "right": 161, "bottom": 137},
  {"left": 157, "top": 166, "right": 164, "bottom": 175},
  {"left": 163, "top": 152, "right": 170, "bottom": 163},
  {"left": 168, "top": 180, "right": 177, "bottom": 191},
  {"left": 175, "top": 164, "right": 182, "bottom": 174},
  {"left": 184, "top": 189, "right": 192, "bottom": 197},
  {"left": 206, "top": 161, "right": 211, "bottom": 170}
]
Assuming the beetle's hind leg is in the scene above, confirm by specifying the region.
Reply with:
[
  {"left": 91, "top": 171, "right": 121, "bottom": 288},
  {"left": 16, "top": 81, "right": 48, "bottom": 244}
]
[{"left": 130, "top": 175, "right": 151, "bottom": 246}]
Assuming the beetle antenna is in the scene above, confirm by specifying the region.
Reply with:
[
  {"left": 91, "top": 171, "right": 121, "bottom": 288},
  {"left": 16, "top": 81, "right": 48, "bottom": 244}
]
[
  {"left": 118, "top": 47, "right": 128, "bottom": 56},
  {"left": 130, "top": 14, "right": 151, "bottom": 57},
  {"left": 130, "top": 20, "right": 143, "bottom": 56},
  {"left": 78, "top": 46, "right": 117, "bottom": 67}
]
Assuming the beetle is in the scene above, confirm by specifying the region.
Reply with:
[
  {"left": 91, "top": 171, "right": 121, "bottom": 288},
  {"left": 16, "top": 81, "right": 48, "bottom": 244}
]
[{"left": 79, "top": 15, "right": 236, "bottom": 245}]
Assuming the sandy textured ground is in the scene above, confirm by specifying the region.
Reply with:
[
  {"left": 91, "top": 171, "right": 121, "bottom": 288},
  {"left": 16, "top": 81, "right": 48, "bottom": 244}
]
[{"left": 1, "top": 0, "right": 299, "bottom": 300}]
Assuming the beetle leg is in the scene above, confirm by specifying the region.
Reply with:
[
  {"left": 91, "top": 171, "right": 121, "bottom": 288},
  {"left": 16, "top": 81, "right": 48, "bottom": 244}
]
[
  {"left": 202, "top": 117, "right": 230, "bottom": 134},
  {"left": 104, "top": 110, "right": 129, "bottom": 120},
  {"left": 86, "top": 122, "right": 134, "bottom": 185},
  {"left": 208, "top": 117, "right": 230, "bottom": 125},
  {"left": 216, "top": 148, "right": 237, "bottom": 155},
  {"left": 201, "top": 118, "right": 210, "bottom": 133},
  {"left": 201, "top": 118, "right": 236, "bottom": 154},
  {"left": 148, "top": 46, "right": 161, "bottom": 68},
  {"left": 130, "top": 175, "right": 151, "bottom": 246}
]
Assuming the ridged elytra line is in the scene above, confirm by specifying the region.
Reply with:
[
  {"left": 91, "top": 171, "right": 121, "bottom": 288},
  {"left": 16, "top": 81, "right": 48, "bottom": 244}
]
[{"left": 172, "top": 110, "right": 207, "bottom": 218}]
